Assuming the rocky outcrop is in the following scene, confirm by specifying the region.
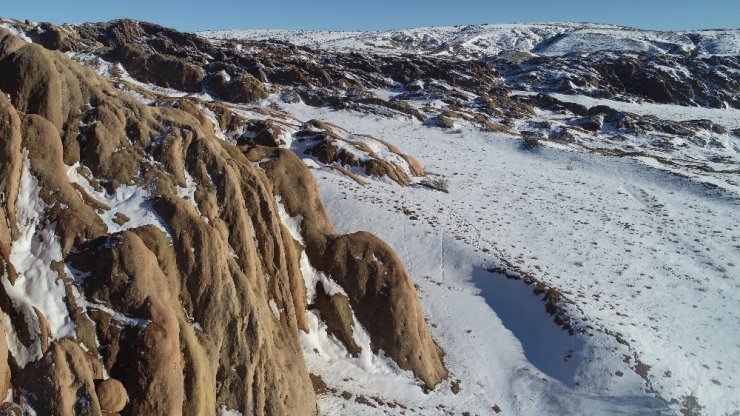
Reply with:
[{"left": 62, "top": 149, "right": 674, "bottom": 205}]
[
  {"left": 204, "top": 72, "right": 268, "bottom": 103},
  {"left": 0, "top": 27, "right": 445, "bottom": 415},
  {"left": 262, "top": 150, "right": 446, "bottom": 389},
  {"left": 19, "top": 339, "right": 106, "bottom": 415},
  {"left": 114, "top": 43, "right": 205, "bottom": 92},
  {"left": 314, "top": 282, "right": 361, "bottom": 357},
  {"left": 501, "top": 52, "right": 740, "bottom": 109},
  {"left": 298, "top": 120, "right": 423, "bottom": 186},
  {"left": 321, "top": 232, "right": 448, "bottom": 388}
]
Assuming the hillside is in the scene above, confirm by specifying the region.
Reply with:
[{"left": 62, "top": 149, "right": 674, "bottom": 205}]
[{"left": 202, "top": 22, "right": 740, "bottom": 57}]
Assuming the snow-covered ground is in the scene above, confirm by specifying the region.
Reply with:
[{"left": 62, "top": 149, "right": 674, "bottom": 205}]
[
  {"left": 504, "top": 91, "right": 740, "bottom": 195},
  {"left": 513, "top": 91, "right": 740, "bottom": 130},
  {"left": 274, "top": 102, "right": 740, "bottom": 415},
  {"left": 201, "top": 23, "right": 740, "bottom": 57}
]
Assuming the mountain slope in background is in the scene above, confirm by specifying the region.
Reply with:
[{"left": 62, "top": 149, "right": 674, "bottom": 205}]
[{"left": 202, "top": 22, "right": 740, "bottom": 57}]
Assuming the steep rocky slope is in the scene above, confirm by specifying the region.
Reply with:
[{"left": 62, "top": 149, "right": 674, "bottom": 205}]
[{"left": 0, "top": 27, "right": 444, "bottom": 415}]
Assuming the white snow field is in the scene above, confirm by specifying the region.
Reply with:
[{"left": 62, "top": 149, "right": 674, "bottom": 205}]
[
  {"left": 273, "top": 103, "right": 739, "bottom": 415},
  {"left": 515, "top": 91, "right": 740, "bottom": 130},
  {"left": 201, "top": 23, "right": 740, "bottom": 57}
]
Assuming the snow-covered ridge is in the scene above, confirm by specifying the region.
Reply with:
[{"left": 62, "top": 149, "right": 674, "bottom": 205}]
[{"left": 201, "top": 22, "right": 740, "bottom": 57}]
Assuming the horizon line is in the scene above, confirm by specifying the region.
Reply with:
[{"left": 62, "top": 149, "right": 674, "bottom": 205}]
[{"left": 2, "top": 16, "right": 738, "bottom": 34}]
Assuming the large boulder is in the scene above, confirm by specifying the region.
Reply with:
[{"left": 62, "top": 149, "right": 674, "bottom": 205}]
[{"left": 96, "top": 378, "right": 129, "bottom": 414}]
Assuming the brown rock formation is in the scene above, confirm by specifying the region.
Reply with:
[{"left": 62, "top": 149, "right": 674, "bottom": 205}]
[
  {"left": 96, "top": 378, "right": 129, "bottom": 414},
  {"left": 20, "top": 339, "right": 105, "bottom": 416},
  {"left": 0, "top": 321, "right": 10, "bottom": 400},
  {"left": 0, "top": 90, "right": 23, "bottom": 278},
  {"left": 263, "top": 150, "right": 447, "bottom": 389},
  {"left": 322, "top": 232, "right": 448, "bottom": 388},
  {"left": 0, "top": 26, "right": 445, "bottom": 415},
  {"left": 300, "top": 122, "right": 421, "bottom": 186},
  {"left": 314, "top": 282, "right": 361, "bottom": 357},
  {"left": 115, "top": 43, "right": 205, "bottom": 92}
]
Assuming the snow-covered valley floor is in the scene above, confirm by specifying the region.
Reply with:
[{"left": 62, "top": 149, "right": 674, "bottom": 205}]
[
  {"left": 282, "top": 104, "right": 740, "bottom": 415},
  {"left": 512, "top": 91, "right": 740, "bottom": 130}
]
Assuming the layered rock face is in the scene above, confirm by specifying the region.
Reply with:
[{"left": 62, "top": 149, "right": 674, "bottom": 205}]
[{"left": 0, "top": 28, "right": 444, "bottom": 415}]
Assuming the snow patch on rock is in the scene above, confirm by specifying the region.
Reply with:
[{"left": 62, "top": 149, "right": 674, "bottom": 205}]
[{"left": 4, "top": 152, "right": 75, "bottom": 366}]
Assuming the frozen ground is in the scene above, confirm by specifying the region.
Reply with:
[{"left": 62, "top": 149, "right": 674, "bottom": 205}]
[
  {"left": 201, "top": 23, "right": 740, "bottom": 57},
  {"left": 513, "top": 91, "right": 740, "bottom": 130},
  {"left": 506, "top": 91, "right": 740, "bottom": 195},
  {"left": 275, "top": 103, "right": 740, "bottom": 415}
]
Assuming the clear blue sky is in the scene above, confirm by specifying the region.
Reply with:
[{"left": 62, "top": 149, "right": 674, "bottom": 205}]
[{"left": 3, "top": 0, "right": 738, "bottom": 32}]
